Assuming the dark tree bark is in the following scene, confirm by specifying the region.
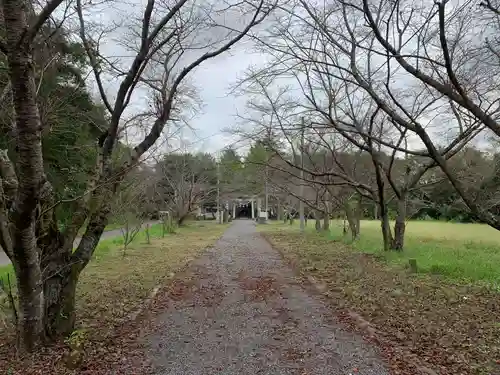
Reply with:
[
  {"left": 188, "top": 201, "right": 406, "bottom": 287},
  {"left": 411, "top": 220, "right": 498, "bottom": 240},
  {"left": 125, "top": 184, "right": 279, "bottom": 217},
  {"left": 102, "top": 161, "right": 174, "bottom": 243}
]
[
  {"left": 36, "top": 196, "right": 76, "bottom": 338},
  {"left": 391, "top": 195, "right": 407, "bottom": 251},
  {"left": 277, "top": 199, "right": 282, "bottom": 221},
  {"left": 373, "top": 163, "right": 393, "bottom": 251},
  {"left": 323, "top": 201, "right": 330, "bottom": 231},
  {"left": 344, "top": 202, "right": 360, "bottom": 241},
  {"left": 3, "top": 0, "right": 49, "bottom": 352},
  {"left": 314, "top": 209, "right": 321, "bottom": 232},
  {"left": 323, "top": 215, "right": 330, "bottom": 231},
  {"left": 177, "top": 214, "right": 188, "bottom": 226},
  {"left": 380, "top": 205, "right": 393, "bottom": 251},
  {"left": 355, "top": 195, "right": 362, "bottom": 236},
  {"left": 0, "top": 0, "right": 269, "bottom": 353},
  {"left": 45, "top": 202, "right": 109, "bottom": 338},
  {"left": 43, "top": 266, "right": 78, "bottom": 338}
]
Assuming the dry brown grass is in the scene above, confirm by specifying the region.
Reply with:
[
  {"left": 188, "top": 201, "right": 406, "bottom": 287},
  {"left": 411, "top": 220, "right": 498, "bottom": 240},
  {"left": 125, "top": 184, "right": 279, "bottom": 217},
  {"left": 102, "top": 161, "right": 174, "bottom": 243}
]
[{"left": 76, "top": 222, "right": 228, "bottom": 337}]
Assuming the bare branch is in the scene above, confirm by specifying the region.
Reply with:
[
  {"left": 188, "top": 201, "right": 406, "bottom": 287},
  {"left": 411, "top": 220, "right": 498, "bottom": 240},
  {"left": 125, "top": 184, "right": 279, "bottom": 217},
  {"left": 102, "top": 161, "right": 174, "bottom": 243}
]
[{"left": 23, "top": 0, "right": 66, "bottom": 45}]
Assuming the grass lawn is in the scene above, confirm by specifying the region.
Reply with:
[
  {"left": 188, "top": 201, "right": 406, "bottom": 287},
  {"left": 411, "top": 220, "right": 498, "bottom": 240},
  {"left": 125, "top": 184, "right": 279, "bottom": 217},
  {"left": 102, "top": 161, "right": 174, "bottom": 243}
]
[
  {"left": 260, "top": 220, "right": 500, "bottom": 375},
  {"left": 0, "top": 220, "right": 160, "bottom": 281},
  {"left": 0, "top": 221, "right": 228, "bottom": 374},
  {"left": 76, "top": 220, "right": 138, "bottom": 236},
  {"left": 75, "top": 221, "right": 228, "bottom": 336},
  {"left": 270, "top": 219, "right": 500, "bottom": 284}
]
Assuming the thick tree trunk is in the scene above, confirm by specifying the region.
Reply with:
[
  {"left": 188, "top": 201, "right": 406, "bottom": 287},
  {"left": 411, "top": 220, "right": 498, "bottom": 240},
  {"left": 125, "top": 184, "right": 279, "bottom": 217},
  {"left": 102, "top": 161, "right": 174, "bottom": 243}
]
[
  {"left": 323, "top": 201, "right": 330, "bottom": 231},
  {"left": 355, "top": 195, "right": 362, "bottom": 236},
  {"left": 323, "top": 214, "right": 329, "bottom": 231},
  {"left": 178, "top": 214, "right": 187, "bottom": 226},
  {"left": 314, "top": 210, "right": 321, "bottom": 232},
  {"left": 49, "top": 205, "right": 108, "bottom": 337},
  {"left": 379, "top": 203, "right": 393, "bottom": 251},
  {"left": 4, "top": 0, "right": 47, "bottom": 352},
  {"left": 43, "top": 266, "right": 79, "bottom": 338},
  {"left": 12, "top": 256, "right": 45, "bottom": 352},
  {"left": 391, "top": 196, "right": 407, "bottom": 251},
  {"left": 36, "top": 213, "right": 74, "bottom": 339},
  {"left": 373, "top": 161, "right": 392, "bottom": 251},
  {"left": 344, "top": 205, "right": 360, "bottom": 241},
  {"left": 43, "top": 215, "right": 105, "bottom": 338}
]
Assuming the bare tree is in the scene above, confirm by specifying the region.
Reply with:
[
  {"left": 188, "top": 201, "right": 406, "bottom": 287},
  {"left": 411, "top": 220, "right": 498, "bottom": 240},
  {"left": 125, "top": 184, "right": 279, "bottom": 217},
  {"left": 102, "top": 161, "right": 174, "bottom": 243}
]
[
  {"left": 334, "top": 0, "right": 500, "bottom": 229},
  {"left": 154, "top": 152, "right": 216, "bottom": 225},
  {"left": 0, "top": 0, "right": 272, "bottom": 351},
  {"left": 236, "top": 0, "right": 487, "bottom": 249},
  {"left": 113, "top": 175, "right": 149, "bottom": 256}
]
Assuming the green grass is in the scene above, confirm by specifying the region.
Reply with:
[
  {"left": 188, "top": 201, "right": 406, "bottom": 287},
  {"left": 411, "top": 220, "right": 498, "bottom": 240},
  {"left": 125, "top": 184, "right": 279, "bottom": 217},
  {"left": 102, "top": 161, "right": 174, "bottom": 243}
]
[
  {"left": 77, "top": 220, "right": 140, "bottom": 236},
  {"left": 74, "top": 221, "right": 228, "bottom": 334},
  {"left": 262, "top": 219, "right": 500, "bottom": 285},
  {"left": 0, "top": 223, "right": 227, "bottom": 321},
  {"left": 261, "top": 221, "right": 500, "bottom": 374},
  {"left": 0, "top": 222, "right": 200, "bottom": 286},
  {"left": 1, "top": 221, "right": 229, "bottom": 373}
]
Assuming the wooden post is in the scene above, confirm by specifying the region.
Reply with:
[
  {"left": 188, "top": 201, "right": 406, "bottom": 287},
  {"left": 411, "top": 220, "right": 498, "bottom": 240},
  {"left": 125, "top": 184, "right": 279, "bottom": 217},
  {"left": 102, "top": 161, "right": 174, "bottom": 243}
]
[
  {"left": 277, "top": 198, "right": 281, "bottom": 221},
  {"left": 409, "top": 259, "right": 417, "bottom": 273}
]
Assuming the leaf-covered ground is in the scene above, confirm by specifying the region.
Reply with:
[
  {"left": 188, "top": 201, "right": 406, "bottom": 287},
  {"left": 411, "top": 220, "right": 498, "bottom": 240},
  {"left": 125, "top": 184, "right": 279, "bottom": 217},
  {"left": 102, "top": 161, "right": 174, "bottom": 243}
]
[
  {"left": 0, "top": 222, "right": 227, "bottom": 375},
  {"left": 261, "top": 226, "right": 500, "bottom": 375}
]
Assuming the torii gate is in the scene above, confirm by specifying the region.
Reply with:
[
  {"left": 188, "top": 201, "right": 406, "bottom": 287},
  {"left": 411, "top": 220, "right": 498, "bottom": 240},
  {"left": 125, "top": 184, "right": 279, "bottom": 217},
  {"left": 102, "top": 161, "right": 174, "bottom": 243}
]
[{"left": 224, "top": 195, "right": 268, "bottom": 221}]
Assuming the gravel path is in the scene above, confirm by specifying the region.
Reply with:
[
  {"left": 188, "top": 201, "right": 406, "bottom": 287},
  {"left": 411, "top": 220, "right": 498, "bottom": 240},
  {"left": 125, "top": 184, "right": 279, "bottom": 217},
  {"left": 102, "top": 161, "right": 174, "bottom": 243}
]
[{"left": 144, "top": 220, "right": 389, "bottom": 375}]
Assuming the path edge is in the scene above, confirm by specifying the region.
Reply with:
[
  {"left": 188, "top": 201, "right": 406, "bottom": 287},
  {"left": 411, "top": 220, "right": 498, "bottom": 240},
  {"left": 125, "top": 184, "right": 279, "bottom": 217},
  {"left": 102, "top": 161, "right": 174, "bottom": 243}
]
[
  {"left": 259, "top": 230, "right": 439, "bottom": 375},
  {"left": 126, "top": 223, "right": 231, "bottom": 324}
]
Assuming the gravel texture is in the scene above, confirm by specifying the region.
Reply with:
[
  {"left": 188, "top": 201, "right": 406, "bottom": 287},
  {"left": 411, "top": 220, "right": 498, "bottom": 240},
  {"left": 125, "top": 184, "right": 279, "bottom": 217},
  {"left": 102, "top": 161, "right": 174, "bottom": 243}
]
[{"left": 145, "top": 220, "right": 389, "bottom": 375}]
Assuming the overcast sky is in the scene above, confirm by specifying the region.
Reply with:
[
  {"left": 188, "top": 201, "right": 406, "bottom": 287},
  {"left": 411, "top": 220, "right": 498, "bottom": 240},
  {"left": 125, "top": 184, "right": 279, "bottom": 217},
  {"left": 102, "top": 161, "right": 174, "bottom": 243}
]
[
  {"left": 75, "top": 0, "right": 491, "bottom": 161},
  {"left": 176, "top": 42, "right": 261, "bottom": 155},
  {"left": 76, "top": 0, "right": 267, "bottom": 157}
]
